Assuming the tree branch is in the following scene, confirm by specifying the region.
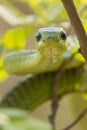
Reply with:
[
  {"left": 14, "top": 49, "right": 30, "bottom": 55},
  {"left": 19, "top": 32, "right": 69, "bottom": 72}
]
[
  {"left": 61, "top": 0, "right": 87, "bottom": 60},
  {"left": 62, "top": 107, "right": 87, "bottom": 130},
  {"left": 49, "top": 54, "right": 75, "bottom": 130}
]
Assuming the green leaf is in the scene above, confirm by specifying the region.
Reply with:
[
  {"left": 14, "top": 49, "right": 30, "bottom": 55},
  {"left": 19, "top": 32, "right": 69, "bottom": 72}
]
[
  {"left": 0, "top": 69, "right": 8, "bottom": 82},
  {"left": 74, "top": 0, "right": 87, "bottom": 9},
  {"left": 1, "top": 0, "right": 24, "bottom": 17},
  {"left": 74, "top": 53, "right": 85, "bottom": 62},
  {"left": 82, "top": 92, "right": 87, "bottom": 100},
  {"left": 0, "top": 57, "right": 8, "bottom": 82},
  {"left": 25, "top": 0, "right": 66, "bottom": 23},
  {"left": 0, "top": 108, "right": 51, "bottom": 130},
  {"left": 3, "top": 27, "right": 27, "bottom": 50},
  {"left": 82, "top": 20, "right": 87, "bottom": 32}
]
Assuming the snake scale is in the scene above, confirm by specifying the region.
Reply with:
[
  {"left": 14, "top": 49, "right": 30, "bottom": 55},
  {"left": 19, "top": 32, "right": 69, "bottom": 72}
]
[{"left": 0, "top": 27, "right": 85, "bottom": 110}]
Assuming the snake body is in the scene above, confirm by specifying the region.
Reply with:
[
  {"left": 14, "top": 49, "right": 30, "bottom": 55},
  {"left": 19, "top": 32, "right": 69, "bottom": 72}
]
[
  {"left": 3, "top": 27, "right": 68, "bottom": 75},
  {"left": 1, "top": 67, "right": 83, "bottom": 110},
  {"left": 1, "top": 27, "right": 85, "bottom": 110}
]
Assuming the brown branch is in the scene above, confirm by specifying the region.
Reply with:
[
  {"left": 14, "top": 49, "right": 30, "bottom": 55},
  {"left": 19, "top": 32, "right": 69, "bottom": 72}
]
[
  {"left": 62, "top": 107, "right": 87, "bottom": 130},
  {"left": 61, "top": 0, "right": 87, "bottom": 60},
  {"left": 49, "top": 61, "right": 65, "bottom": 130},
  {"left": 49, "top": 1, "right": 87, "bottom": 129},
  {"left": 49, "top": 54, "right": 75, "bottom": 130}
]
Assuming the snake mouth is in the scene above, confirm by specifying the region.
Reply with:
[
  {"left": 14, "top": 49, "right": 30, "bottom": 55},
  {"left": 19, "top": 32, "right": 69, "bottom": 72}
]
[{"left": 37, "top": 39, "right": 66, "bottom": 57}]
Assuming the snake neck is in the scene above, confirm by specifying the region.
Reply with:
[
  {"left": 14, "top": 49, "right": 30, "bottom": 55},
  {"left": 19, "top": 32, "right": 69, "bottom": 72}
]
[{"left": 36, "top": 52, "right": 64, "bottom": 73}]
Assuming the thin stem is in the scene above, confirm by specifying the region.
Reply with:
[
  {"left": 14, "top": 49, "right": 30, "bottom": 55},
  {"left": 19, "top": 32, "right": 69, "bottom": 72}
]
[
  {"left": 62, "top": 107, "right": 87, "bottom": 130},
  {"left": 49, "top": 54, "right": 75, "bottom": 130}
]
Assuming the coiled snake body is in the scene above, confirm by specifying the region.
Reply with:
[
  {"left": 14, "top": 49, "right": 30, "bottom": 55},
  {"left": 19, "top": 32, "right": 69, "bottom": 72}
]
[
  {"left": 1, "top": 27, "right": 84, "bottom": 110},
  {"left": 3, "top": 27, "right": 68, "bottom": 75}
]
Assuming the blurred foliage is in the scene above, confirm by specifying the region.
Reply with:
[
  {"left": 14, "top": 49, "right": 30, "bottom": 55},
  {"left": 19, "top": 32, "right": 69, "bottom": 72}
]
[
  {"left": 0, "top": 0, "right": 87, "bottom": 129},
  {"left": 3, "top": 26, "right": 35, "bottom": 50},
  {"left": 0, "top": 108, "right": 51, "bottom": 130}
]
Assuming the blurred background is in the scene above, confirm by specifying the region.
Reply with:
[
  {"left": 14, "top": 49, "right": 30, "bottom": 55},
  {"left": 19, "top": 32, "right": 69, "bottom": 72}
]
[{"left": 0, "top": 0, "right": 87, "bottom": 129}]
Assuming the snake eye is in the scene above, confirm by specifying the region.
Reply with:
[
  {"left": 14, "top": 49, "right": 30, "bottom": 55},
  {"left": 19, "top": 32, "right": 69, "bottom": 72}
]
[
  {"left": 61, "top": 32, "right": 66, "bottom": 41},
  {"left": 36, "top": 32, "right": 42, "bottom": 42}
]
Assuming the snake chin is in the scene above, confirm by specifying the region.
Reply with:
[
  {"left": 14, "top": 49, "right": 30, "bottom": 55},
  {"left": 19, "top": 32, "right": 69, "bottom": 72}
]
[
  {"left": 43, "top": 47, "right": 60, "bottom": 57},
  {"left": 38, "top": 46, "right": 64, "bottom": 58},
  {"left": 37, "top": 39, "right": 66, "bottom": 58}
]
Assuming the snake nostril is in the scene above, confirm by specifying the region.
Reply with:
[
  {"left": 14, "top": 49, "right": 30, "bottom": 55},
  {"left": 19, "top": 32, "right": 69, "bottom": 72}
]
[{"left": 47, "top": 36, "right": 53, "bottom": 40}]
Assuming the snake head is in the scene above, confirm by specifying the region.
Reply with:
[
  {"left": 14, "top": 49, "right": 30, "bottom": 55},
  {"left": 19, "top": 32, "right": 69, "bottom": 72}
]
[{"left": 36, "top": 27, "right": 67, "bottom": 57}]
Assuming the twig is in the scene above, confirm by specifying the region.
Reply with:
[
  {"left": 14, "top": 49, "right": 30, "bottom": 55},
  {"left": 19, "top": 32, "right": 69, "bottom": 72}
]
[
  {"left": 62, "top": 107, "right": 87, "bottom": 130},
  {"left": 49, "top": 54, "right": 75, "bottom": 130},
  {"left": 49, "top": 62, "right": 65, "bottom": 130},
  {"left": 49, "top": 1, "right": 87, "bottom": 129},
  {"left": 61, "top": 0, "right": 87, "bottom": 60}
]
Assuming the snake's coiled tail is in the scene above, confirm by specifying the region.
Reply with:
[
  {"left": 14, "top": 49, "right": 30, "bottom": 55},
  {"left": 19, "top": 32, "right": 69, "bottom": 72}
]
[
  {"left": 0, "top": 67, "right": 83, "bottom": 111},
  {"left": 1, "top": 27, "right": 84, "bottom": 111}
]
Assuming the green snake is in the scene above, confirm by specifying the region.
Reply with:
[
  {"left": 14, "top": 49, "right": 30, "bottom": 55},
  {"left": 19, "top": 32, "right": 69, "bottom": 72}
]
[
  {"left": 0, "top": 27, "right": 85, "bottom": 110},
  {"left": 3, "top": 27, "right": 80, "bottom": 75}
]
